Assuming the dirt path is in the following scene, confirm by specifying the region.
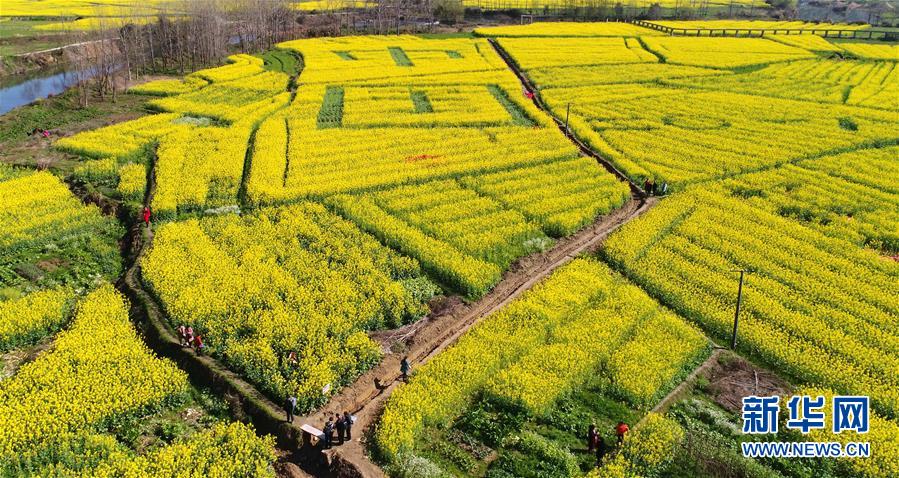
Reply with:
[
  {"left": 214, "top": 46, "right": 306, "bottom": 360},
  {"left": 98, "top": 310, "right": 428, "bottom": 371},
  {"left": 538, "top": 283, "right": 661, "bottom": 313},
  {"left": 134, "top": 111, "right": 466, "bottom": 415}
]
[{"left": 639, "top": 348, "right": 724, "bottom": 426}]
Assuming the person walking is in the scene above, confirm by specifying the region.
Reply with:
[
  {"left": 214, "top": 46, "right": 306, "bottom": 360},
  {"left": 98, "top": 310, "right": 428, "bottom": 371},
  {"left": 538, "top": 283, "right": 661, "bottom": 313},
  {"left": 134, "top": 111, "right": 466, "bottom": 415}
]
[
  {"left": 285, "top": 395, "right": 297, "bottom": 423},
  {"left": 142, "top": 206, "right": 152, "bottom": 228},
  {"left": 176, "top": 325, "right": 188, "bottom": 347},
  {"left": 615, "top": 421, "right": 630, "bottom": 445},
  {"left": 335, "top": 413, "right": 346, "bottom": 445},
  {"left": 323, "top": 417, "right": 334, "bottom": 449},
  {"left": 192, "top": 334, "right": 204, "bottom": 355},
  {"left": 587, "top": 423, "right": 599, "bottom": 452},
  {"left": 343, "top": 411, "right": 353, "bottom": 442},
  {"left": 400, "top": 356, "right": 410, "bottom": 382}
]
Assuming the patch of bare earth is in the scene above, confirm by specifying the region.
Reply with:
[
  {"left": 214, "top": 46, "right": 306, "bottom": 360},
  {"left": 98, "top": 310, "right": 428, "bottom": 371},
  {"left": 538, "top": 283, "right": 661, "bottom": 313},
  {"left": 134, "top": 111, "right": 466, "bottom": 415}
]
[
  {"left": 705, "top": 353, "right": 792, "bottom": 414},
  {"left": 1, "top": 339, "right": 54, "bottom": 380}
]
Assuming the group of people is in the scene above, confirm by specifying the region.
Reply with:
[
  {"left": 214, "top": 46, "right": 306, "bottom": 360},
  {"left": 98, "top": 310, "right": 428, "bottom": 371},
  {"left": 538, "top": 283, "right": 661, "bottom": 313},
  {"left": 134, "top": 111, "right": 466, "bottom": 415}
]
[
  {"left": 176, "top": 325, "right": 205, "bottom": 354},
  {"left": 321, "top": 412, "right": 354, "bottom": 448},
  {"left": 642, "top": 178, "right": 668, "bottom": 196},
  {"left": 587, "top": 421, "right": 630, "bottom": 465}
]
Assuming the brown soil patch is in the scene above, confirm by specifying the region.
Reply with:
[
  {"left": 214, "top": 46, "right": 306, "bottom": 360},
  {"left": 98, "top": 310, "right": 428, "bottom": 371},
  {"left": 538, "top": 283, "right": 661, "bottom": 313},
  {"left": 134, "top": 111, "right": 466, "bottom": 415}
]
[
  {"left": 705, "top": 352, "right": 792, "bottom": 414},
  {"left": 36, "top": 257, "right": 68, "bottom": 272},
  {"left": 1, "top": 339, "right": 54, "bottom": 380}
]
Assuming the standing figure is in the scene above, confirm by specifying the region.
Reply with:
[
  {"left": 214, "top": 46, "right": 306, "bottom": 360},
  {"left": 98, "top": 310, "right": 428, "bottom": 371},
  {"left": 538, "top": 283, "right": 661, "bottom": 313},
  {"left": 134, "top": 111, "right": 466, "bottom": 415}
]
[
  {"left": 323, "top": 417, "right": 334, "bottom": 449},
  {"left": 343, "top": 411, "right": 353, "bottom": 442},
  {"left": 615, "top": 421, "right": 630, "bottom": 445},
  {"left": 176, "top": 325, "right": 188, "bottom": 347},
  {"left": 192, "top": 334, "right": 204, "bottom": 354},
  {"left": 587, "top": 423, "right": 599, "bottom": 452},
  {"left": 285, "top": 395, "right": 297, "bottom": 423},
  {"left": 400, "top": 357, "right": 411, "bottom": 382},
  {"left": 335, "top": 413, "right": 346, "bottom": 445},
  {"left": 142, "top": 206, "right": 152, "bottom": 228}
]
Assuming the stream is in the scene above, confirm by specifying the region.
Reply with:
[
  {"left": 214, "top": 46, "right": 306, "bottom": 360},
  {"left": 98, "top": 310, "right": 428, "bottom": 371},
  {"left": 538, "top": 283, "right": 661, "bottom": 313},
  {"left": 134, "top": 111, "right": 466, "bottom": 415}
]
[{"left": 0, "top": 66, "right": 96, "bottom": 116}]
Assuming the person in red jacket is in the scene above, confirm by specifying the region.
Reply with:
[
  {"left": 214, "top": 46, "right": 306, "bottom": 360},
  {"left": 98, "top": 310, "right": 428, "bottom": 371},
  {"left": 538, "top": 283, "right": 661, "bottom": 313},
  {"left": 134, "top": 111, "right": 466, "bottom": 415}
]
[
  {"left": 192, "top": 334, "right": 205, "bottom": 355},
  {"left": 142, "top": 206, "right": 151, "bottom": 228},
  {"left": 615, "top": 421, "right": 630, "bottom": 445}
]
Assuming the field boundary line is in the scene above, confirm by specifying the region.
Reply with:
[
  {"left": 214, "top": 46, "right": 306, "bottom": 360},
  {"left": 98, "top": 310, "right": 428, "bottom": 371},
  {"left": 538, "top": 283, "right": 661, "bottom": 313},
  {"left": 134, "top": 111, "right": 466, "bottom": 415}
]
[{"left": 488, "top": 38, "right": 647, "bottom": 199}]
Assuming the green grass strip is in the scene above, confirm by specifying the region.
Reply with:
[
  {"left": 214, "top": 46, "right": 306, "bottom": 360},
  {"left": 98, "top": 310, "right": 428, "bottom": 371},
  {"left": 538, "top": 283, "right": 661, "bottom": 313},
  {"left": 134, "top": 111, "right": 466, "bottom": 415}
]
[
  {"left": 410, "top": 91, "right": 433, "bottom": 113},
  {"left": 487, "top": 84, "right": 535, "bottom": 127},
  {"left": 334, "top": 51, "right": 357, "bottom": 60},
  {"left": 446, "top": 50, "right": 463, "bottom": 59},
  {"left": 317, "top": 86, "right": 344, "bottom": 129},
  {"left": 259, "top": 50, "right": 301, "bottom": 75},
  {"left": 388, "top": 46, "right": 413, "bottom": 66}
]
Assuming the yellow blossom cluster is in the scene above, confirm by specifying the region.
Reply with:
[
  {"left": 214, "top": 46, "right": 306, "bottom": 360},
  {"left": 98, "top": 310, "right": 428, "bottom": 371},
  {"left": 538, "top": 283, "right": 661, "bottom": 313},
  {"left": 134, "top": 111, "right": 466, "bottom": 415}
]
[
  {"left": 496, "top": 33, "right": 899, "bottom": 188},
  {"left": 460, "top": 156, "right": 631, "bottom": 236},
  {"left": 54, "top": 113, "right": 186, "bottom": 161},
  {"left": 116, "top": 162, "right": 148, "bottom": 202},
  {"left": 765, "top": 34, "right": 845, "bottom": 52},
  {"left": 540, "top": 83, "right": 898, "bottom": 186},
  {"left": 497, "top": 37, "right": 657, "bottom": 70},
  {"left": 0, "top": 0, "right": 172, "bottom": 17},
  {"left": 630, "top": 36, "right": 816, "bottom": 68},
  {"left": 668, "top": 58, "right": 899, "bottom": 108},
  {"left": 0, "top": 170, "right": 123, "bottom": 290},
  {"left": 0, "top": 288, "right": 72, "bottom": 352},
  {"left": 130, "top": 76, "right": 210, "bottom": 96},
  {"left": 652, "top": 20, "right": 873, "bottom": 30},
  {"left": 838, "top": 42, "right": 899, "bottom": 60},
  {"left": 473, "top": 21, "right": 663, "bottom": 37},
  {"left": 720, "top": 146, "right": 899, "bottom": 253}
]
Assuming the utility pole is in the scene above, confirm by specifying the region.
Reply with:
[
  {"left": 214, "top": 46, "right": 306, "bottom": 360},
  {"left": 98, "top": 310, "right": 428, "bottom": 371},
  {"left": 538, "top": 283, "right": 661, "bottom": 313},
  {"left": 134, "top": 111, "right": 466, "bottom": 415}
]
[{"left": 731, "top": 269, "right": 749, "bottom": 350}]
